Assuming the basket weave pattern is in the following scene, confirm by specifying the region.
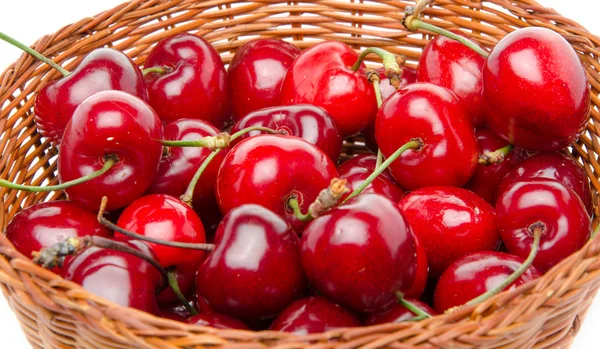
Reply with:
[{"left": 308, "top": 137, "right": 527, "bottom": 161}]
[{"left": 1, "top": 0, "right": 600, "bottom": 348}]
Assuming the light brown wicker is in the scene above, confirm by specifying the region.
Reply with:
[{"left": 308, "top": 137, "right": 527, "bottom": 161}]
[{"left": 1, "top": 0, "right": 600, "bottom": 348}]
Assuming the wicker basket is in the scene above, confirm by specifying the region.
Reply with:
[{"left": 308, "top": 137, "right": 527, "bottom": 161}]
[{"left": 1, "top": 0, "right": 600, "bottom": 348}]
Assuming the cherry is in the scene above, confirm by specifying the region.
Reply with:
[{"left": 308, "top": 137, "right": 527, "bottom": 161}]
[
  {"left": 301, "top": 194, "right": 416, "bottom": 313},
  {"left": 270, "top": 296, "right": 360, "bottom": 334},
  {"left": 196, "top": 204, "right": 306, "bottom": 320},
  {"left": 364, "top": 299, "right": 436, "bottom": 326},
  {"left": 398, "top": 186, "right": 500, "bottom": 278},
  {"left": 483, "top": 27, "right": 590, "bottom": 151},
  {"left": 216, "top": 134, "right": 338, "bottom": 232},
  {"left": 375, "top": 83, "right": 478, "bottom": 190},
  {"left": 497, "top": 152, "right": 592, "bottom": 215},
  {"left": 228, "top": 39, "right": 301, "bottom": 120},
  {"left": 337, "top": 160, "right": 404, "bottom": 203},
  {"left": 144, "top": 33, "right": 230, "bottom": 128},
  {"left": 279, "top": 41, "right": 377, "bottom": 136},
  {"left": 338, "top": 155, "right": 396, "bottom": 183},
  {"left": 495, "top": 179, "right": 591, "bottom": 272},
  {"left": 230, "top": 105, "right": 342, "bottom": 162},
  {"left": 434, "top": 251, "right": 541, "bottom": 313},
  {"left": 405, "top": 232, "right": 428, "bottom": 299},
  {"left": 188, "top": 313, "right": 249, "bottom": 330}
]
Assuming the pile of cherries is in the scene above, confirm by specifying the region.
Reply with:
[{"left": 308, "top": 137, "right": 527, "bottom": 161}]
[{"left": 0, "top": 1, "right": 595, "bottom": 334}]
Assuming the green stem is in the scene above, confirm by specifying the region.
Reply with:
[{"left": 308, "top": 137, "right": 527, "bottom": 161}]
[
  {"left": 352, "top": 47, "right": 403, "bottom": 89},
  {"left": 142, "top": 66, "right": 169, "bottom": 76},
  {"left": 479, "top": 144, "right": 513, "bottom": 165},
  {"left": 406, "top": 20, "right": 489, "bottom": 58},
  {"left": 0, "top": 32, "right": 70, "bottom": 76},
  {"left": 230, "top": 126, "right": 280, "bottom": 141},
  {"left": 343, "top": 139, "right": 423, "bottom": 203},
  {"left": 180, "top": 150, "right": 221, "bottom": 205},
  {"left": 160, "top": 135, "right": 227, "bottom": 149},
  {"left": 0, "top": 156, "right": 116, "bottom": 192},
  {"left": 287, "top": 196, "right": 313, "bottom": 222},
  {"left": 372, "top": 76, "right": 383, "bottom": 107},
  {"left": 396, "top": 291, "right": 432, "bottom": 319},
  {"left": 168, "top": 270, "right": 198, "bottom": 316}
]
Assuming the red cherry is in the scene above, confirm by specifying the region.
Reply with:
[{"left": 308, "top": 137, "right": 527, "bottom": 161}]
[
  {"left": 301, "top": 194, "right": 416, "bottom": 312},
  {"left": 398, "top": 186, "right": 500, "bottom": 278},
  {"left": 417, "top": 31, "right": 487, "bottom": 127},
  {"left": 58, "top": 90, "right": 163, "bottom": 212},
  {"left": 156, "top": 263, "right": 197, "bottom": 305},
  {"left": 270, "top": 296, "right": 360, "bottom": 334},
  {"left": 434, "top": 251, "right": 541, "bottom": 313},
  {"left": 280, "top": 41, "right": 377, "bottom": 136},
  {"left": 364, "top": 299, "right": 436, "bottom": 326},
  {"left": 495, "top": 179, "right": 591, "bottom": 272},
  {"left": 483, "top": 27, "right": 590, "bottom": 151},
  {"left": 228, "top": 39, "right": 301, "bottom": 120},
  {"left": 160, "top": 301, "right": 196, "bottom": 322},
  {"left": 375, "top": 83, "right": 478, "bottom": 190},
  {"left": 188, "top": 313, "right": 249, "bottom": 330},
  {"left": 196, "top": 204, "right": 307, "bottom": 320},
  {"left": 405, "top": 232, "right": 428, "bottom": 299},
  {"left": 144, "top": 33, "right": 230, "bottom": 128},
  {"left": 339, "top": 155, "right": 396, "bottom": 183},
  {"left": 35, "top": 48, "right": 148, "bottom": 145},
  {"left": 216, "top": 134, "right": 337, "bottom": 232},
  {"left": 497, "top": 152, "right": 592, "bottom": 215},
  {"left": 231, "top": 105, "right": 342, "bottom": 161},
  {"left": 337, "top": 161, "right": 404, "bottom": 203},
  {"left": 464, "top": 128, "right": 528, "bottom": 204}
]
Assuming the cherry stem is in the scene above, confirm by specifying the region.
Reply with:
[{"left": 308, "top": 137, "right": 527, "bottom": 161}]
[
  {"left": 367, "top": 69, "right": 384, "bottom": 107},
  {"left": 352, "top": 48, "right": 403, "bottom": 89},
  {"left": 168, "top": 270, "right": 198, "bottom": 316},
  {"left": 343, "top": 139, "right": 423, "bottom": 203},
  {"left": 396, "top": 291, "right": 432, "bottom": 319},
  {"left": 0, "top": 155, "right": 117, "bottom": 192},
  {"left": 404, "top": 19, "right": 489, "bottom": 58},
  {"left": 160, "top": 133, "right": 231, "bottom": 150},
  {"left": 0, "top": 32, "right": 70, "bottom": 76},
  {"left": 376, "top": 150, "right": 384, "bottom": 168},
  {"left": 288, "top": 178, "right": 350, "bottom": 222},
  {"left": 287, "top": 196, "right": 314, "bottom": 222},
  {"left": 98, "top": 197, "right": 215, "bottom": 252},
  {"left": 479, "top": 144, "right": 513, "bottom": 165},
  {"left": 142, "top": 66, "right": 169, "bottom": 76}
]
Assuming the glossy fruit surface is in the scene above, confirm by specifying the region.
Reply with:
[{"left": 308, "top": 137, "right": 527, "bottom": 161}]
[
  {"left": 188, "top": 313, "right": 249, "bottom": 330},
  {"left": 337, "top": 162, "right": 404, "bottom": 203},
  {"left": 338, "top": 155, "right": 396, "bottom": 183},
  {"left": 405, "top": 232, "right": 428, "bottom": 299},
  {"left": 364, "top": 299, "right": 436, "bottom": 325},
  {"left": 377, "top": 66, "right": 417, "bottom": 102}
]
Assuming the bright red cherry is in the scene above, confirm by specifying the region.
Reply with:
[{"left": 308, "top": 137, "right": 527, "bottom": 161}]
[
  {"left": 231, "top": 105, "right": 342, "bottom": 162},
  {"left": 196, "top": 204, "right": 307, "bottom": 320},
  {"left": 339, "top": 155, "right": 396, "bottom": 183},
  {"left": 188, "top": 313, "right": 249, "bottom": 330},
  {"left": 301, "top": 194, "right": 416, "bottom": 312},
  {"left": 216, "top": 135, "right": 337, "bottom": 232},
  {"left": 483, "top": 27, "right": 590, "bottom": 151},
  {"left": 375, "top": 83, "right": 478, "bottom": 190},
  {"left": 337, "top": 161, "right": 404, "bottom": 203},
  {"left": 35, "top": 48, "right": 148, "bottom": 145},
  {"left": 280, "top": 41, "right": 377, "bottom": 136},
  {"left": 497, "top": 152, "right": 592, "bottom": 215},
  {"left": 495, "top": 179, "right": 591, "bottom": 272},
  {"left": 228, "top": 39, "right": 301, "bottom": 120},
  {"left": 364, "top": 299, "right": 436, "bottom": 326},
  {"left": 434, "top": 251, "right": 541, "bottom": 313},
  {"left": 270, "top": 296, "right": 360, "bottom": 334},
  {"left": 398, "top": 186, "right": 500, "bottom": 278},
  {"left": 405, "top": 232, "right": 428, "bottom": 299},
  {"left": 144, "top": 33, "right": 230, "bottom": 128},
  {"left": 58, "top": 90, "right": 163, "bottom": 212}
]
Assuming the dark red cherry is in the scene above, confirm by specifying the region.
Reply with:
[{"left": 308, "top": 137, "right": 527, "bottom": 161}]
[
  {"left": 228, "top": 39, "right": 301, "bottom": 120},
  {"left": 216, "top": 134, "right": 337, "bottom": 232},
  {"left": 497, "top": 152, "right": 592, "bottom": 215},
  {"left": 196, "top": 204, "right": 306, "bottom": 320},
  {"left": 188, "top": 313, "right": 249, "bottom": 330},
  {"left": 35, "top": 48, "right": 148, "bottom": 145},
  {"left": 156, "top": 262, "right": 197, "bottom": 305},
  {"left": 483, "top": 27, "right": 590, "bottom": 151},
  {"left": 433, "top": 251, "right": 541, "bottom": 313},
  {"left": 280, "top": 41, "right": 377, "bottom": 136},
  {"left": 58, "top": 90, "right": 163, "bottom": 212},
  {"left": 301, "top": 194, "right": 416, "bottom": 312},
  {"left": 495, "top": 179, "right": 591, "bottom": 272},
  {"left": 417, "top": 31, "right": 487, "bottom": 127},
  {"left": 339, "top": 155, "right": 396, "bottom": 183},
  {"left": 405, "top": 232, "right": 428, "bottom": 299},
  {"left": 337, "top": 161, "right": 404, "bottom": 203},
  {"left": 375, "top": 83, "right": 478, "bottom": 190},
  {"left": 231, "top": 105, "right": 342, "bottom": 161},
  {"left": 464, "top": 128, "right": 528, "bottom": 204},
  {"left": 270, "top": 296, "right": 360, "bottom": 334},
  {"left": 398, "top": 186, "right": 500, "bottom": 278},
  {"left": 160, "top": 301, "right": 196, "bottom": 322},
  {"left": 364, "top": 299, "right": 436, "bottom": 326},
  {"left": 116, "top": 194, "right": 206, "bottom": 268},
  {"left": 144, "top": 33, "right": 230, "bottom": 128}
]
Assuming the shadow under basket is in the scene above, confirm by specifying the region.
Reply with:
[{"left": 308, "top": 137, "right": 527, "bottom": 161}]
[{"left": 2, "top": 0, "right": 600, "bottom": 348}]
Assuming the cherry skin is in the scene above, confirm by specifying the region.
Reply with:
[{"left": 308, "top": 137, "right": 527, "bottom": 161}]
[
  {"left": 495, "top": 179, "right": 591, "bottom": 273},
  {"left": 58, "top": 90, "right": 163, "bottom": 212},
  {"left": 160, "top": 301, "right": 196, "bottom": 322},
  {"left": 338, "top": 155, "right": 396, "bottom": 183},
  {"left": 364, "top": 299, "right": 436, "bottom": 326},
  {"left": 483, "top": 27, "right": 590, "bottom": 152},
  {"left": 433, "top": 251, "right": 541, "bottom": 313},
  {"left": 375, "top": 83, "right": 478, "bottom": 190},
  {"left": 337, "top": 161, "right": 404, "bottom": 203},
  {"left": 417, "top": 31, "right": 487, "bottom": 127},
  {"left": 497, "top": 152, "right": 592, "bottom": 215},
  {"left": 230, "top": 104, "right": 343, "bottom": 162},
  {"left": 270, "top": 296, "right": 360, "bottom": 334},
  {"left": 188, "top": 313, "right": 249, "bottom": 330},
  {"left": 228, "top": 39, "right": 301, "bottom": 120},
  {"left": 405, "top": 232, "right": 428, "bottom": 299},
  {"left": 216, "top": 134, "right": 338, "bottom": 232},
  {"left": 35, "top": 48, "right": 148, "bottom": 145},
  {"left": 301, "top": 194, "right": 416, "bottom": 313},
  {"left": 196, "top": 204, "right": 307, "bottom": 320},
  {"left": 144, "top": 33, "right": 230, "bottom": 128},
  {"left": 398, "top": 186, "right": 500, "bottom": 278},
  {"left": 464, "top": 128, "right": 528, "bottom": 204},
  {"left": 279, "top": 41, "right": 377, "bottom": 137}
]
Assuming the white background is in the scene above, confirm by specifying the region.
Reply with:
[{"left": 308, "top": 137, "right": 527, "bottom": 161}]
[{"left": 0, "top": 0, "right": 599, "bottom": 348}]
